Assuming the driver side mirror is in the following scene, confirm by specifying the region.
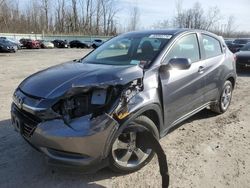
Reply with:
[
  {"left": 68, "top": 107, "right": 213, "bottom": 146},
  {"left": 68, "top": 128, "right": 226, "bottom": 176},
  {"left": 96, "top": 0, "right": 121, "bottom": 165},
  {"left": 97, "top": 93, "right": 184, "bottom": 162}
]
[{"left": 162, "top": 58, "right": 192, "bottom": 70}]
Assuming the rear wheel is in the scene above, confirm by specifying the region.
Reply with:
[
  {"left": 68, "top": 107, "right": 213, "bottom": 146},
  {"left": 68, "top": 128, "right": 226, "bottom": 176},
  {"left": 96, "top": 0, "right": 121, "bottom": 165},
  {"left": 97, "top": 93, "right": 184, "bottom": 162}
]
[
  {"left": 109, "top": 115, "right": 159, "bottom": 173},
  {"left": 210, "top": 80, "right": 233, "bottom": 114}
]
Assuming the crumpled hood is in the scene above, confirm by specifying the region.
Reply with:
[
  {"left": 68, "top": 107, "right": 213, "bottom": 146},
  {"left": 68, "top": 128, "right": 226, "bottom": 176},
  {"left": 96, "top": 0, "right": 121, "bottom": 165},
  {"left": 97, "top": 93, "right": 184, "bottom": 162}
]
[{"left": 19, "top": 61, "right": 143, "bottom": 99}]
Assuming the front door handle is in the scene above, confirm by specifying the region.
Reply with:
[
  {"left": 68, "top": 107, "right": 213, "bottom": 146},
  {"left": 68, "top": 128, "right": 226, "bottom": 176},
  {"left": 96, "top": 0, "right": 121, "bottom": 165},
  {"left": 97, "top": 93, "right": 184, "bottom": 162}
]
[{"left": 198, "top": 66, "right": 205, "bottom": 73}]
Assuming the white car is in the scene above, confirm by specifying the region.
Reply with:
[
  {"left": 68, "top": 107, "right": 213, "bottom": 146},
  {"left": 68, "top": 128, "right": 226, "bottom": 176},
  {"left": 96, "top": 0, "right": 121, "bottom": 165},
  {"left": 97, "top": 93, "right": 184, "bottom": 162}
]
[{"left": 41, "top": 41, "right": 54, "bottom": 48}]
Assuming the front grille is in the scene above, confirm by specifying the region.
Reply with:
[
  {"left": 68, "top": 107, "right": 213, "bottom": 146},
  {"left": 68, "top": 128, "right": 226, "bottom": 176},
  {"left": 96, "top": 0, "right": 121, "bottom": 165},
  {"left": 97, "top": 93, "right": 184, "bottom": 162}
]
[
  {"left": 23, "top": 123, "right": 36, "bottom": 138},
  {"left": 12, "top": 104, "right": 41, "bottom": 138}
]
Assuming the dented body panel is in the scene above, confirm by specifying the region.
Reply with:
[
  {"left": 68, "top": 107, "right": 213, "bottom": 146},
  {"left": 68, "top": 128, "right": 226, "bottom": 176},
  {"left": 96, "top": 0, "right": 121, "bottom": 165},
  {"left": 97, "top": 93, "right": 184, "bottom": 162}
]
[
  {"left": 31, "top": 114, "right": 119, "bottom": 165},
  {"left": 19, "top": 62, "right": 143, "bottom": 99}
]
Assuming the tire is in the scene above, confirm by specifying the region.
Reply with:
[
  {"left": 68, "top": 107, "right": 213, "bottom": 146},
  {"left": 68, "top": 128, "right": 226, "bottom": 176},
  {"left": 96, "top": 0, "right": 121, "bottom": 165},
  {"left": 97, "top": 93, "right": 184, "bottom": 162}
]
[
  {"left": 109, "top": 115, "right": 159, "bottom": 174},
  {"left": 210, "top": 80, "right": 233, "bottom": 114}
]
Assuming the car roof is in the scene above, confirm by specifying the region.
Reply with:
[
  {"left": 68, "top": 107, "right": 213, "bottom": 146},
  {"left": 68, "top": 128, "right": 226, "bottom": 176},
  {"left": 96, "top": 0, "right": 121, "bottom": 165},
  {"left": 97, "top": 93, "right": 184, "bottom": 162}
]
[
  {"left": 122, "top": 28, "right": 219, "bottom": 39},
  {"left": 125, "top": 28, "right": 188, "bottom": 35}
]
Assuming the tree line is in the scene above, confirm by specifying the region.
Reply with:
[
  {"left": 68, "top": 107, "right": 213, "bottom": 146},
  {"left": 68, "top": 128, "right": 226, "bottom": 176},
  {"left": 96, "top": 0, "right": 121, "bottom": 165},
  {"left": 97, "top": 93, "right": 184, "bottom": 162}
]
[
  {"left": 0, "top": 0, "right": 119, "bottom": 35},
  {"left": 151, "top": 1, "right": 250, "bottom": 38},
  {"left": 0, "top": 0, "right": 249, "bottom": 37}
]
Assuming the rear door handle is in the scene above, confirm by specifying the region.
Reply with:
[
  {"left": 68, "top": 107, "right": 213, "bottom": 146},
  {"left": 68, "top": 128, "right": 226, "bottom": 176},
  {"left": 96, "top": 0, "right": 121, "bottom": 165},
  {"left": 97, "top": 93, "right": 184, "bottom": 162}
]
[{"left": 198, "top": 66, "right": 205, "bottom": 73}]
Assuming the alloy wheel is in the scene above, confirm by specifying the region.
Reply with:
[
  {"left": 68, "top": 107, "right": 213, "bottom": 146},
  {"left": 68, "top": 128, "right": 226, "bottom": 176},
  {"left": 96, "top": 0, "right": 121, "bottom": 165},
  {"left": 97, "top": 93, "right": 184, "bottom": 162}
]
[
  {"left": 111, "top": 131, "right": 151, "bottom": 168},
  {"left": 221, "top": 84, "right": 232, "bottom": 111}
]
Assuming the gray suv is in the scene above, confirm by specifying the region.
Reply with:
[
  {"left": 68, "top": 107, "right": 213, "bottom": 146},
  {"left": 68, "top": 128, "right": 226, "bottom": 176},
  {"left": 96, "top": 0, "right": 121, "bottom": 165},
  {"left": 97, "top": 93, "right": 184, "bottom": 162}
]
[{"left": 11, "top": 29, "right": 236, "bottom": 173}]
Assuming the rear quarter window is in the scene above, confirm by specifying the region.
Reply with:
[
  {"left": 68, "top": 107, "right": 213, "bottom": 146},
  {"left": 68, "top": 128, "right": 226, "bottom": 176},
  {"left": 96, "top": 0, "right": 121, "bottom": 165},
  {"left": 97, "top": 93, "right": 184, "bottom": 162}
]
[{"left": 202, "top": 34, "right": 222, "bottom": 59}]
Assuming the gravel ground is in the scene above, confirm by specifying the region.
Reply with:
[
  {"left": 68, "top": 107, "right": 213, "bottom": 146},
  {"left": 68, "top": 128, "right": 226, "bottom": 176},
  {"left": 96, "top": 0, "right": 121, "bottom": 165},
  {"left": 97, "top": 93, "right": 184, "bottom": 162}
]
[{"left": 0, "top": 49, "right": 249, "bottom": 188}]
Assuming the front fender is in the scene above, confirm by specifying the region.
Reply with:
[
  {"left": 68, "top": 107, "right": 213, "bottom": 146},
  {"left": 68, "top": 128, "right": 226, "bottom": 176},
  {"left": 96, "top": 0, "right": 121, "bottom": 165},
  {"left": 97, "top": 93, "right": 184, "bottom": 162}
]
[{"left": 103, "top": 89, "right": 164, "bottom": 158}]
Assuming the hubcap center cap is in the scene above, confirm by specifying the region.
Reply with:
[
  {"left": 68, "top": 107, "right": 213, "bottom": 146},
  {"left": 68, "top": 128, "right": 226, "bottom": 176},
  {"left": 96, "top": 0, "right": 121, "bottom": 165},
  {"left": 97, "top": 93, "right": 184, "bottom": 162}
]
[{"left": 128, "top": 142, "right": 136, "bottom": 150}]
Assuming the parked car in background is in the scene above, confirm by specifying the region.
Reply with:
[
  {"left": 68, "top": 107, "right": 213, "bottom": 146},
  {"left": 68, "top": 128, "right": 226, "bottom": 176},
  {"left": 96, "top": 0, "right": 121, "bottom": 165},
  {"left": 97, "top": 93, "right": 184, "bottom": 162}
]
[
  {"left": 229, "top": 38, "right": 250, "bottom": 53},
  {"left": 69, "top": 40, "right": 91, "bottom": 48},
  {"left": 0, "top": 41, "right": 18, "bottom": 52},
  {"left": 19, "top": 38, "right": 31, "bottom": 48},
  {"left": 225, "top": 42, "right": 233, "bottom": 51},
  {"left": 52, "top": 40, "right": 68, "bottom": 48},
  {"left": 92, "top": 39, "right": 104, "bottom": 49},
  {"left": 233, "top": 38, "right": 250, "bottom": 45},
  {"left": 109, "top": 39, "right": 130, "bottom": 49},
  {"left": 235, "top": 42, "right": 250, "bottom": 71},
  {"left": 11, "top": 29, "right": 236, "bottom": 173},
  {"left": 40, "top": 40, "right": 54, "bottom": 48},
  {"left": 19, "top": 38, "right": 40, "bottom": 49},
  {"left": 0, "top": 37, "right": 21, "bottom": 49},
  {"left": 225, "top": 40, "right": 234, "bottom": 50},
  {"left": 225, "top": 39, "right": 234, "bottom": 45}
]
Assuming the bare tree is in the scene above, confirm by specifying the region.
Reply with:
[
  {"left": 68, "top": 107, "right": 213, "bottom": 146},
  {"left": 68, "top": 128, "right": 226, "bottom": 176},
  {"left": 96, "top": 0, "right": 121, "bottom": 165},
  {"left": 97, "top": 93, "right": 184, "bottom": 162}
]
[
  {"left": 0, "top": 0, "right": 248, "bottom": 37},
  {"left": 173, "top": 1, "right": 222, "bottom": 30},
  {"left": 0, "top": 0, "right": 5, "bottom": 6},
  {"left": 100, "top": 0, "right": 118, "bottom": 35},
  {"left": 40, "top": 0, "right": 50, "bottom": 32},
  {"left": 128, "top": 4, "right": 140, "bottom": 31},
  {"left": 95, "top": 0, "right": 102, "bottom": 35},
  {"left": 106, "top": 0, "right": 119, "bottom": 35},
  {"left": 71, "top": 0, "right": 78, "bottom": 31},
  {"left": 224, "top": 15, "right": 236, "bottom": 37},
  {"left": 204, "top": 6, "right": 222, "bottom": 30}
]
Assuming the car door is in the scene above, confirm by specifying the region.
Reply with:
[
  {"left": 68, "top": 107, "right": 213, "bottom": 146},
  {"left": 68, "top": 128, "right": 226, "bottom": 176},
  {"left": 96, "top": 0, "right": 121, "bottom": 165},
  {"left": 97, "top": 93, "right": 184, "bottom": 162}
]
[
  {"left": 159, "top": 33, "right": 206, "bottom": 128},
  {"left": 200, "top": 34, "right": 225, "bottom": 103}
]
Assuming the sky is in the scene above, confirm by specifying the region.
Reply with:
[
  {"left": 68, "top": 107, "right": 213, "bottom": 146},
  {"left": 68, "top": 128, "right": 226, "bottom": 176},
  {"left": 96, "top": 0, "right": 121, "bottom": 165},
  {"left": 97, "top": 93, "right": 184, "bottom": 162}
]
[
  {"left": 118, "top": 0, "right": 250, "bottom": 31},
  {"left": 18, "top": 0, "right": 250, "bottom": 32}
]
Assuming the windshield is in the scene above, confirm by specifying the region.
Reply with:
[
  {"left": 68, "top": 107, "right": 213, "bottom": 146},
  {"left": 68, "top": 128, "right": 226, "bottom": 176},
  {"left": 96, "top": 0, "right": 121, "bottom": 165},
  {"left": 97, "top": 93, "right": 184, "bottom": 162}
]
[
  {"left": 0, "top": 40, "right": 13, "bottom": 46},
  {"left": 83, "top": 33, "right": 171, "bottom": 66},
  {"left": 240, "top": 43, "right": 250, "bottom": 51}
]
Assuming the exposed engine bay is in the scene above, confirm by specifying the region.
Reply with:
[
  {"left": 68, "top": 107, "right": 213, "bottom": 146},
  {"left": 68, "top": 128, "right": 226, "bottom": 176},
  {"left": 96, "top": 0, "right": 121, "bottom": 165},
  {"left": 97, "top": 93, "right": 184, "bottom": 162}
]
[{"left": 52, "top": 78, "right": 143, "bottom": 123}]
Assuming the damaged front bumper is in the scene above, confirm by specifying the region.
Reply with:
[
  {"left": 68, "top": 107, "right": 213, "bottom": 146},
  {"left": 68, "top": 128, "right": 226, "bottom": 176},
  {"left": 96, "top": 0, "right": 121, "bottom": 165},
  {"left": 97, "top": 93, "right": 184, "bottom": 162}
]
[{"left": 11, "top": 103, "right": 119, "bottom": 168}]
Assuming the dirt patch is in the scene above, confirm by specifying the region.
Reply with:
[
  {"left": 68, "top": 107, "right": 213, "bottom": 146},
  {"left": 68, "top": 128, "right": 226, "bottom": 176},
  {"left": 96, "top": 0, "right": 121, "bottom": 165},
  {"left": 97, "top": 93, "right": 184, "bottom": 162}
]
[{"left": 0, "top": 49, "right": 250, "bottom": 188}]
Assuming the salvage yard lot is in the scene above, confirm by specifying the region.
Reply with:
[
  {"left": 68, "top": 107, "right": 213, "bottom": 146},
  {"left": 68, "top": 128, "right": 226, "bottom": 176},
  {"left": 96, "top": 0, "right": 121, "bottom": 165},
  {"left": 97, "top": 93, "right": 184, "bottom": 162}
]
[{"left": 0, "top": 49, "right": 250, "bottom": 188}]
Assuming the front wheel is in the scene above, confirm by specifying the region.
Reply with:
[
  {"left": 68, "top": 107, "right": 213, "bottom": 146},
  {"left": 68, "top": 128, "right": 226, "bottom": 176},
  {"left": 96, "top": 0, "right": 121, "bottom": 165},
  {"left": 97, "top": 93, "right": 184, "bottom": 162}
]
[
  {"left": 210, "top": 80, "right": 233, "bottom": 114},
  {"left": 109, "top": 115, "right": 159, "bottom": 173}
]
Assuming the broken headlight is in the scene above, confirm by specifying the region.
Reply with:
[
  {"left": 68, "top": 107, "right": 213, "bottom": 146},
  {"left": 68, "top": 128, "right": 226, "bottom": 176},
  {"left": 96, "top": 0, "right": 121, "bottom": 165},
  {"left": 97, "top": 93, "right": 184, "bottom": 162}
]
[
  {"left": 53, "top": 94, "right": 90, "bottom": 120},
  {"left": 114, "top": 79, "right": 143, "bottom": 120},
  {"left": 53, "top": 87, "right": 121, "bottom": 120}
]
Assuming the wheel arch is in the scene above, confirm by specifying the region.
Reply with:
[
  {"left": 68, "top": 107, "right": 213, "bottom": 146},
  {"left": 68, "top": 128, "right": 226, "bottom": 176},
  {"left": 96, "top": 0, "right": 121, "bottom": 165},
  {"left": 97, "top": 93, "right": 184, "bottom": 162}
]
[
  {"left": 103, "top": 103, "right": 164, "bottom": 158},
  {"left": 127, "top": 103, "right": 164, "bottom": 135},
  {"left": 141, "top": 109, "right": 161, "bottom": 134},
  {"left": 226, "top": 76, "right": 236, "bottom": 89}
]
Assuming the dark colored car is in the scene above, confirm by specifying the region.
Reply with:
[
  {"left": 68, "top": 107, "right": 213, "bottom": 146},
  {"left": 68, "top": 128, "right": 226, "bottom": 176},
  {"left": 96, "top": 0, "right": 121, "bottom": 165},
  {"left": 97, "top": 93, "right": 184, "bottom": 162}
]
[
  {"left": 69, "top": 40, "right": 91, "bottom": 48},
  {"left": 235, "top": 42, "right": 250, "bottom": 70},
  {"left": 233, "top": 39, "right": 250, "bottom": 45},
  {"left": 229, "top": 38, "right": 250, "bottom": 53},
  {"left": 92, "top": 39, "right": 104, "bottom": 49},
  {"left": 19, "top": 38, "right": 41, "bottom": 49},
  {"left": 0, "top": 41, "right": 18, "bottom": 52},
  {"left": 225, "top": 40, "right": 234, "bottom": 50},
  {"left": 52, "top": 40, "right": 68, "bottom": 48},
  {"left": 19, "top": 38, "right": 31, "bottom": 48},
  {"left": 11, "top": 29, "right": 236, "bottom": 173},
  {"left": 0, "top": 37, "right": 21, "bottom": 49}
]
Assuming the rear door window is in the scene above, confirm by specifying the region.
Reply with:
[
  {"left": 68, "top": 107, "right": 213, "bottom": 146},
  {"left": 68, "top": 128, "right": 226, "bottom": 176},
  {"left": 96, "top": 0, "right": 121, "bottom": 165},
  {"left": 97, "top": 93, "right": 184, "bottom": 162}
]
[
  {"left": 165, "top": 33, "right": 200, "bottom": 63},
  {"left": 202, "top": 34, "right": 222, "bottom": 59}
]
